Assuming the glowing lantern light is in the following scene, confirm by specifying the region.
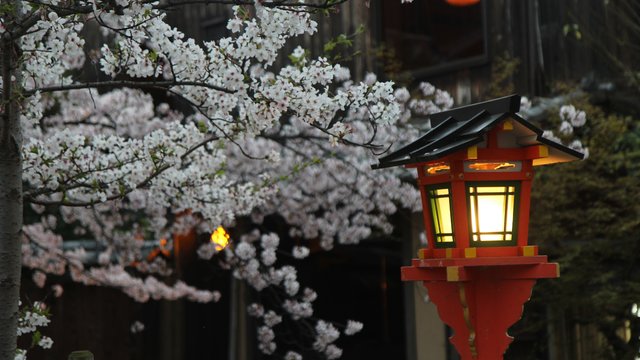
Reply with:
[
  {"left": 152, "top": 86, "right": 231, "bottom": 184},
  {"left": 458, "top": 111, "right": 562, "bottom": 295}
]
[
  {"left": 467, "top": 183, "right": 518, "bottom": 243},
  {"left": 210, "top": 226, "right": 230, "bottom": 251}
]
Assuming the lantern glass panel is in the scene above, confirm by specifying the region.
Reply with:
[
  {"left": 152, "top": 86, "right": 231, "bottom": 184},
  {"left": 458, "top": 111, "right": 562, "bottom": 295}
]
[
  {"left": 427, "top": 185, "right": 455, "bottom": 247},
  {"left": 467, "top": 183, "right": 519, "bottom": 245}
]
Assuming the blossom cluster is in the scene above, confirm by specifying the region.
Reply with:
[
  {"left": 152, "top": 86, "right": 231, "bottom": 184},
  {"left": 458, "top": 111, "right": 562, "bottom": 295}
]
[
  {"left": 215, "top": 224, "right": 367, "bottom": 358},
  {"left": 15, "top": 301, "right": 54, "bottom": 360},
  {"left": 130, "top": 321, "right": 145, "bottom": 334},
  {"left": 541, "top": 104, "right": 590, "bottom": 158},
  {"left": 20, "top": 10, "right": 85, "bottom": 90},
  {"left": 313, "top": 320, "right": 342, "bottom": 359},
  {"left": 226, "top": 78, "right": 451, "bottom": 251}
]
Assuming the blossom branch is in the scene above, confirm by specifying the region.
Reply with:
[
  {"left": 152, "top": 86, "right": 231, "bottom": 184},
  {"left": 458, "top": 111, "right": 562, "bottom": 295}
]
[{"left": 24, "top": 79, "right": 235, "bottom": 97}]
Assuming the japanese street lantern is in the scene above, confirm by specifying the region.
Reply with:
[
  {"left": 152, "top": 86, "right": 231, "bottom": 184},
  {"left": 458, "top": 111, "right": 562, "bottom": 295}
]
[{"left": 372, "top": 95, "right": 583, "bottom": 360}]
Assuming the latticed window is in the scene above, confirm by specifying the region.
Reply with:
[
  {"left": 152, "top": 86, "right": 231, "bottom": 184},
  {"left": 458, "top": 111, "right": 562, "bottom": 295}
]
[
  {"left": 467, "top": 182, "right": 519, "bottom": 246},
  {"left": 427, "top": 184, "right": 455, "bottom": 248}
]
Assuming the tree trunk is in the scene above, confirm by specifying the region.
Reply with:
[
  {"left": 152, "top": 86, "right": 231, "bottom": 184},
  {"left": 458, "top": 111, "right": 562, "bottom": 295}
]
[{"left": 0, "top": 23, "right": 23, "bottom": 360}]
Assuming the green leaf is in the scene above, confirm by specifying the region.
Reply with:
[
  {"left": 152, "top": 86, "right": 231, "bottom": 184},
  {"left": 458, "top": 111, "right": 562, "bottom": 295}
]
[
  {"left": 0, "top": 3, "right": 15, "bottom": 16},
  {"left": 197, "top": 121, "right": 207, "bottom": 133},
  {"left": 148, "top": 50, "right": 158, "bottom": 62},
  {"left": 31, "top": 330, "right": 41, "bottom": 348},
  {"left": 323, "top": 41, "right": 336, "bottom": 53}
]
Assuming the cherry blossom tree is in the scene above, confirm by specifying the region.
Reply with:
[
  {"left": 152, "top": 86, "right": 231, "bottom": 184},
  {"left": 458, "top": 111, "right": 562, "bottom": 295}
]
[{"left": 1, "top": 0, "right": 454, "bottom": 358}]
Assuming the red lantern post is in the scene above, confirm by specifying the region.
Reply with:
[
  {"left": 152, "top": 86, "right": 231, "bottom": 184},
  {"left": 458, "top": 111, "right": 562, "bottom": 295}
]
[{"left": 372, "top": 95, "right": 583, "bottom": 359}]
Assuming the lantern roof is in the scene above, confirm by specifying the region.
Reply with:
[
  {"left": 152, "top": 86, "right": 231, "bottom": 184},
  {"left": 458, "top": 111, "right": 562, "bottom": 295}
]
[{"left": 372, "top": 94, "right": 584, "bottom": 169}]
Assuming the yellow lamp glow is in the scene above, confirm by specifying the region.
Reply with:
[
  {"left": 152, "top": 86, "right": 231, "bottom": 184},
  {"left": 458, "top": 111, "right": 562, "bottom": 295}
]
[
  {"left": 428, "top": 186, "right": 455, "bottom": 245},
  {"left": 468, "top": 184, "right": 517, "bottom": 243},
  {"left": 210, "top": 226, "right": 230, "bottom": 251}
]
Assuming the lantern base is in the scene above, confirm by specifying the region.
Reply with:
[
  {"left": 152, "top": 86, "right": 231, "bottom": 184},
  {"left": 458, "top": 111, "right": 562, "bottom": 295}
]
[{"left": 402, "top": 255, "right": 558, "bottom": 360}]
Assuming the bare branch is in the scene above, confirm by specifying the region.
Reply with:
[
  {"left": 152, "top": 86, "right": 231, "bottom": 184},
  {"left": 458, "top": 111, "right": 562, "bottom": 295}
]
[
  {"left": 179, "top": 135, "right": 220, "bottom": 159},
  {"left": 24, "top": 79, "right": 236, "bottom": 97}
]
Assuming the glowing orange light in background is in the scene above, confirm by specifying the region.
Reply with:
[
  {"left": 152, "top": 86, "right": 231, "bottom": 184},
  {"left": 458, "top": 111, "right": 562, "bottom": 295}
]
[
  {"left": 146, "top": 238, "right": 171, "bottom": 261},
  {"left": 158, "top": 237, "right": 171, "bottom": 256},
  {"left": 446, "top": 0, "right": 480, "bottom": 6},
  {"left": 210, "top": 226, "right": 230, "bottom": 251}
]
